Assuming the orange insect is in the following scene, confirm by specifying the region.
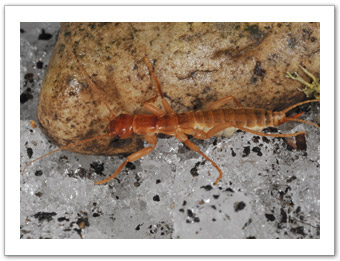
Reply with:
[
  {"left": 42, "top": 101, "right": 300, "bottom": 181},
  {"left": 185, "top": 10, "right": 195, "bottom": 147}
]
[{"left": 21, "top": 53, "right": 320, "bottom": 186}]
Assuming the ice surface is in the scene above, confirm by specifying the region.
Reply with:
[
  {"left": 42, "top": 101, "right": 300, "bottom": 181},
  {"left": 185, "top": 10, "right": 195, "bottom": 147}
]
[{"left": 20, "top": 23, "right": 320, "bottom": 239}]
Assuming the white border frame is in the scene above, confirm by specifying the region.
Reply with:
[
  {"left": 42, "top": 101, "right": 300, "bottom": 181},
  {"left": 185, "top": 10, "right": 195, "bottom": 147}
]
[{"left": 6, "top": 5, "right": 334, "bottom": 255}]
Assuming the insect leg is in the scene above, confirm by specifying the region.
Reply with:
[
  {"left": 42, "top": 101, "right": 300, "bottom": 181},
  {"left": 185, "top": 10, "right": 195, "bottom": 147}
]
[
  {"left": 94, "top": 134, "right": 158, "bottom": 185},
  {"left": 188, "top": 129, "right": 209, "bottom": 140},
  {"left": 187, "top": 124, "right": 233, "bottom": 140},
  {"left": 143, "top": 102, "right": 166, "bottom": 117},
  {"left": 143, "top": 57, "right": 175, "bottom": 114},
  {"left": 193, "top": 123, "right": 306, "bottom": 140},
  {"left": 208, "top": 96, "right": 242, "bottom": 110},
  {"left": 175, "top": 132, "right": 223, "bottom": 185},
  {"left": 206, "top": 124, "right": 233, "bottom": 138},
  {"left": 230, "top": 125, "right": 306, "bottom": 138}
]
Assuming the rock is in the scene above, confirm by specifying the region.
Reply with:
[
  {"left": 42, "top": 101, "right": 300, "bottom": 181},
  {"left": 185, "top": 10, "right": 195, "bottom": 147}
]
[{"left": 38, "top": 22, "right": 319, "bottom": 155}]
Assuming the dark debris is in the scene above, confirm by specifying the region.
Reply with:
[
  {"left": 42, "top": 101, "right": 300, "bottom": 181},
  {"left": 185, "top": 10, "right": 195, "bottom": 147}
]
[
  {"left": 234, "top": 201, "right": 246, "bottom": 212},
  {"left": 33, "top": 212, "right": 57, "bottom": 222}
]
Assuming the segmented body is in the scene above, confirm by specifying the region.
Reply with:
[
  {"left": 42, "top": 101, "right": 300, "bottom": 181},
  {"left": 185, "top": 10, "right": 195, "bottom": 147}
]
[
  {"left": 177, "top": 108, "right": 282, "bottom": 136},
  {"left": 110, "top": 108, "right": 285, "bottom": 138}
]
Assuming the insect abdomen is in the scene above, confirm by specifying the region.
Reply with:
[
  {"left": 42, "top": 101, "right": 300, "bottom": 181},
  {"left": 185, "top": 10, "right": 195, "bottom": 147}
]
[
  {"left": 222, "top": 108, "right": 274, "bottom": 129},
  {"left": 177, "top": 108, "right": 274, "bottom": 136}
]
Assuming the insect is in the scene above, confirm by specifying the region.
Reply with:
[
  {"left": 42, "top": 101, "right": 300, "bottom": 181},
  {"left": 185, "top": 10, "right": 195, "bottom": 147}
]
[{"left": 21, "top": 46, "right": 320, "bottom": 186}]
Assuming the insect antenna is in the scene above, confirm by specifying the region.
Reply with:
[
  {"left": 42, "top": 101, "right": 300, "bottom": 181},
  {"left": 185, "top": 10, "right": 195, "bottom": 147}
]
[
  {"left": 65, "top": 32, "right": 116, "bottom": 120},
  {"left": 21, "top": 133, "right": 109, "bottom": 176},
  {"left": 143, "top": 57, "right": 164, "bottom": 99}
]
